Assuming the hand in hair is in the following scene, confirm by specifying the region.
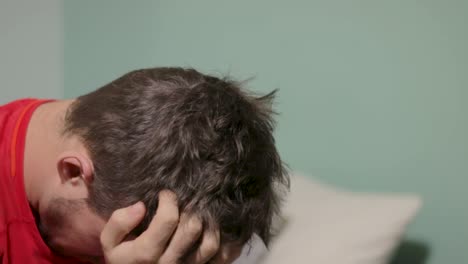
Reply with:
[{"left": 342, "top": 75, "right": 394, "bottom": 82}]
[{"left": 100, "top": 191, "right": 242, "bottom": 264}]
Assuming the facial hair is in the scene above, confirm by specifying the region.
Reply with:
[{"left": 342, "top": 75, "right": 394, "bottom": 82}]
[{"left": 38, "top": 198, "right": 88, "bottom": 255}]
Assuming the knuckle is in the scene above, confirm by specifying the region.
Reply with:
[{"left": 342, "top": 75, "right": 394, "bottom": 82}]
[
  {"left": 110, "top": 210, "right": 130, "bottom": 231},
  {"left": 186, "top": 217, "right": 203, "bottom": 237},
  {"left": 162, "top": 212, "right": 179, "bottom": 230},
  {"left": 204, "top": 238, "right": 220, "bottom": 255}
]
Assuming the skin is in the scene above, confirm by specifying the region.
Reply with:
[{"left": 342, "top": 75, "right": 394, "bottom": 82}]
[{"left": 23, "top": 100, "right": 242, "bottom": 263}]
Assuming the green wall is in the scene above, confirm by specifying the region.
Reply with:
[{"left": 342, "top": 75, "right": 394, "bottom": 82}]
[
  {"left": 1, "top": 0, "right": 63, "bottom": 103},
  {"left": 64, "top": 1, "right": 468, "bottom": 263}
]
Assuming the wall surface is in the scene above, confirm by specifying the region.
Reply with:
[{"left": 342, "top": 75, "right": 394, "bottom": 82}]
[
  {"left": 64, "top": 1, "right": 468, "bottom": 263},
  {"left": 0, "top": 0, "right": 63, "bottom": 103}
]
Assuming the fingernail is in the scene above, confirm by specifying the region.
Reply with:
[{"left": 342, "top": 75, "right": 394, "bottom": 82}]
[
  {"left": 159, "top": 190, "right": 177, "bottom": 199},
  {"left": 130, "top": 201, "right": 144, "bottom": 214}
]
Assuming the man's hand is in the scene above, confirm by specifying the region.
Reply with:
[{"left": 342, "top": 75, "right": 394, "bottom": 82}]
[{"left": 100, "top": 191, "right": 242, "bottom": 264}]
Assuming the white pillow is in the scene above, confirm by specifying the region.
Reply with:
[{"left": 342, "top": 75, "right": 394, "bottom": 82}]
[
  {"left": 235, "top": 172, "right": 422, "bottom": 264},
  {"left": 234, "top": 234, "right": 268, "bottom": 264}
]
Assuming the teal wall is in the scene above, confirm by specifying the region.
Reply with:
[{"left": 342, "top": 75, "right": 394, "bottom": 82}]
[
  {"left": 64, "top": 1, "right": 468, "bottom": 263},
  {"left": 1, "top": 0, "right": 63, "bottom": 104}
]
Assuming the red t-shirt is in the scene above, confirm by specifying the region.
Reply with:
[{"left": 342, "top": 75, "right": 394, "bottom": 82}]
[{"left": 0, "top": 99, "right": 84, "bottom": 264}]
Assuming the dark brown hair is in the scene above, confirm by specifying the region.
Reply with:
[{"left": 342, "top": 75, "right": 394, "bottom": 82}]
[{"left": 64, "top": 67, "right": 289, "bottom": 245}]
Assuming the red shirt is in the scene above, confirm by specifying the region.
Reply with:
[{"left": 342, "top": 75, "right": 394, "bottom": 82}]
[{"left": 0, "top": 99, "right": 83, "bottom": 264}]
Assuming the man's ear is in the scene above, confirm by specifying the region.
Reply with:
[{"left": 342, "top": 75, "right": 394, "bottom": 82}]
[{"left": 57, "top": 151, "right": 94, "bottom": 185}]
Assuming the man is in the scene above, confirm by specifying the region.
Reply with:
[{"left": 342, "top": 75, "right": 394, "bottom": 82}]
[{"left": 0, "top": 67, "right": 288, "bottom": 263}]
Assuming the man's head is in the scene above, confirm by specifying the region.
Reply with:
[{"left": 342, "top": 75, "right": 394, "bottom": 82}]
[{"left": 41, "top": 67, "right": 288, "bottom": 260}]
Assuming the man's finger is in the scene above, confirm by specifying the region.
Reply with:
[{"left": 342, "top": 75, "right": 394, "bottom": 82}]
[
  {"left": 158, "top": 213, "right": 203, "bottom": 263},
  {"left": 185, "top": 226, "right": 220, "bottom": 264},
  {"left": 100, "top": 202, "right": 146, "bottom": 252},
  {"left": 135, "top": 191, "right": 180, "bottom": 258},
  {"left": 210, "top": 243, "right": 244, "bottom": 264}
]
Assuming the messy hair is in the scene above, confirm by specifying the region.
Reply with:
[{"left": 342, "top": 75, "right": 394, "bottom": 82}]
[{"left": 64, "top": 67, "right": 289, "bottom": 245}]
